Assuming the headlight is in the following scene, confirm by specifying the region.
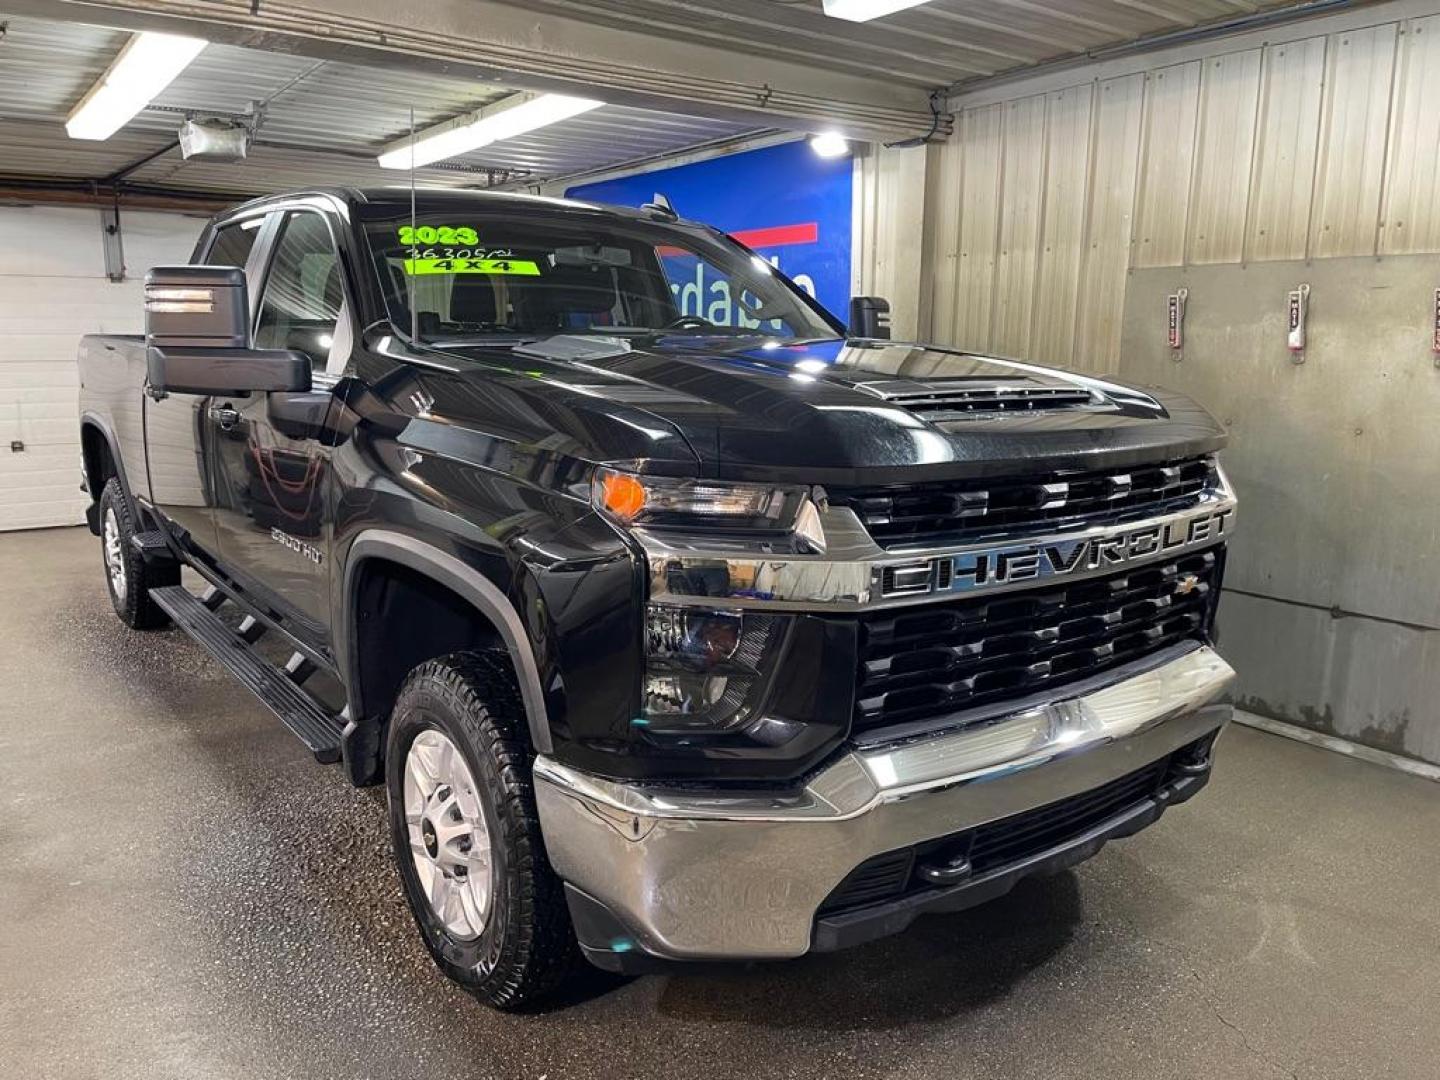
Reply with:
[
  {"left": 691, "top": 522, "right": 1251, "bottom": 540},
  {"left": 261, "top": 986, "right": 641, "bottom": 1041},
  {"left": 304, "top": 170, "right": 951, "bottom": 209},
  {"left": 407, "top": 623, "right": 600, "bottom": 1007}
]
[
  {"left": 593, "top": 467, "right": 804, "bottom": 531},
  {"left": 641, "top": 605, "right": 780, "bottom": 734}
]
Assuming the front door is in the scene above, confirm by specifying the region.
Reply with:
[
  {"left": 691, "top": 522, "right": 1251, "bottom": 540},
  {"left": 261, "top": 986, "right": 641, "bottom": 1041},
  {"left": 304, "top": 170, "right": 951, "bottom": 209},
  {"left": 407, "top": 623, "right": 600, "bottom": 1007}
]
[
  {"left": 210, "top": 210, "right": 348, "bottom": 643},
  {"left": 145, "top": 216, "right": 267, "bottom": 556}
]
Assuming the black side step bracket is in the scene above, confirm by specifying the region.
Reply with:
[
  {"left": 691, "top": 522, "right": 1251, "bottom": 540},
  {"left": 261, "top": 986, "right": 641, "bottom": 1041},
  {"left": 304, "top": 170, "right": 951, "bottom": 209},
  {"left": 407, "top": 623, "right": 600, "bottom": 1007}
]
[
  {"left": 150, "top": 585, "right": 344, "bottom": 763},
  {"left": 129, "top": 530, "right": 176, "bottom": 567}
]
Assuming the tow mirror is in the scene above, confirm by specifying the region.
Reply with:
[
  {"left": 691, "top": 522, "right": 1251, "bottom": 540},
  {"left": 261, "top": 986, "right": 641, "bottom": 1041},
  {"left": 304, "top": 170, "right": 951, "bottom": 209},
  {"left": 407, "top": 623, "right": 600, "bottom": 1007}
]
[
  {"left": 145, "top": 265, "right": 250, "bottom": 348},
  {"left": 849, "top": 296, "right": 892, "bottom": 340},
  {"left": 144, "top": 265, "right": 310, "bottom": 395}
]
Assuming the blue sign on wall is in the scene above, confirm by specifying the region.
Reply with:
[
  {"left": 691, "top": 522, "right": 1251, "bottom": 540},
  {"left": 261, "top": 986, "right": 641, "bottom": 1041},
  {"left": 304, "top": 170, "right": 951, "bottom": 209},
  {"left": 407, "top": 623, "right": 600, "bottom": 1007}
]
[{"left": 566, "top": 140, "right": 853, "bottom": 322}]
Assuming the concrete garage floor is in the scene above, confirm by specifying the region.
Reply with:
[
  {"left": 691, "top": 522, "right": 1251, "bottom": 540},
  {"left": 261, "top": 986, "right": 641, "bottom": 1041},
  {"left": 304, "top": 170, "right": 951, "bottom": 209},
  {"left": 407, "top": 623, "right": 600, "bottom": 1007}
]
[{"left": 2, "top": 527, "right": 1438, "bottom": 1080}]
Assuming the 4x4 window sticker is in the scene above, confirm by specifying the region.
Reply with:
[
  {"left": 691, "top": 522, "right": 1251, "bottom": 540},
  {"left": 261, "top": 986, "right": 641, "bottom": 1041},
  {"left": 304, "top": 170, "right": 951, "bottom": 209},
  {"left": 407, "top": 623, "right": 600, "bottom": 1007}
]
[{"left": 403, "top": 257, "right": 541, "bottom": 276}]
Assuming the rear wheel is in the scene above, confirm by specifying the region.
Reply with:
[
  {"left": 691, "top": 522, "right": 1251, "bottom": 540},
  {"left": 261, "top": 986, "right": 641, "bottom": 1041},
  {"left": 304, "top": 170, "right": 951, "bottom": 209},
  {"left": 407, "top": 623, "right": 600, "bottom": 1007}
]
[
  {"left": 385, "top": 652, "right": 578, "bottom": 1010},
  {"left": 98, "top": 478, "right": 176, "bottom": 629}
]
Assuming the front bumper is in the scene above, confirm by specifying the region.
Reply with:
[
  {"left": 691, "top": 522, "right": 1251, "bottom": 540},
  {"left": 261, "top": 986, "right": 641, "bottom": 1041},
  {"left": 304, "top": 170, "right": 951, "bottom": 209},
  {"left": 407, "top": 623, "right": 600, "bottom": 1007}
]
[{"left": 533, "top": 642, "right": 1234, "bottom": 969}]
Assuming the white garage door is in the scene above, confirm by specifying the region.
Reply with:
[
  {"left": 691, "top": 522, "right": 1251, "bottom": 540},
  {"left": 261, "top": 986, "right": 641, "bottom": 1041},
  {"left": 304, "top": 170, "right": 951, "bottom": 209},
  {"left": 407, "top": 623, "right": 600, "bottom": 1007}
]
[{"left": 0, "top": 205, "right": 206, "bottom": 531}]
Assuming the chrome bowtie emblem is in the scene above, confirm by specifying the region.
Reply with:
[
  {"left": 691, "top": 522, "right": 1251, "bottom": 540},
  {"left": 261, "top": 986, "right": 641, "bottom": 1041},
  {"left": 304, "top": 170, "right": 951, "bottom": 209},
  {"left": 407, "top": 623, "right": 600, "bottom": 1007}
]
[{"left": 1175, "top": 573, "right": 1200, "bottom": 596}]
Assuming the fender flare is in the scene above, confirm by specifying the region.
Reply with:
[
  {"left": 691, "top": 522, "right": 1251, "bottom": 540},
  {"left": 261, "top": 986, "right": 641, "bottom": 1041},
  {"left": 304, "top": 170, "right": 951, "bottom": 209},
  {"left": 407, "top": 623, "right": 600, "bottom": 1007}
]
[
  {"left": 79, "top": 411, "right": 139, "bottom": 512},
  {"left": 340, "top": 530, "right": 554, "bottom": 754}
]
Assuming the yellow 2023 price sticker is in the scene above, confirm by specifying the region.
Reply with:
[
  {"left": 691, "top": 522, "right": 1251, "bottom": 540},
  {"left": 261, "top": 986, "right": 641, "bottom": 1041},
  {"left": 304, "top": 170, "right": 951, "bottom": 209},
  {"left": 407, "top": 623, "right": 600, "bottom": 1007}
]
[{"left": 404, "top": 257, "right": 541, "bottom": 276}]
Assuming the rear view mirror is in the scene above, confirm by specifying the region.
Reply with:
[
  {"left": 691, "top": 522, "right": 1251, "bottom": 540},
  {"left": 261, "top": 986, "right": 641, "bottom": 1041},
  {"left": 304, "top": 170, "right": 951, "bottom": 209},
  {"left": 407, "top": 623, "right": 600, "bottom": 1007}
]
[
  {"left": 553, "top": 245, "right": 633, "bottom": 268},
  {"left": 144, "top": 265, "right": 311, "bottom": 396}
]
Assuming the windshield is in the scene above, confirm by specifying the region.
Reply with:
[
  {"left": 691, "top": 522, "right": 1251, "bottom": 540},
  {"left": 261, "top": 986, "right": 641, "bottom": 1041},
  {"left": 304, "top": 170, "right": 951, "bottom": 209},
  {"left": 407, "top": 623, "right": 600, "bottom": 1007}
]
[{"left": 361, "top": 206, "right": 841, "bottom": 343}]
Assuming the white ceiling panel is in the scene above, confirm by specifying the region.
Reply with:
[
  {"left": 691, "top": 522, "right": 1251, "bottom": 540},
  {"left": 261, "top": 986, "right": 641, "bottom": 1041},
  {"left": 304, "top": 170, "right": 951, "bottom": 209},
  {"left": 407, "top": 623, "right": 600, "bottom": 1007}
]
[
  {"left": 508, "top": 0, "right": 1312, "bottom": 89},
  {"left": 0, "top": 11, "right": 764, "bottom": 197}
]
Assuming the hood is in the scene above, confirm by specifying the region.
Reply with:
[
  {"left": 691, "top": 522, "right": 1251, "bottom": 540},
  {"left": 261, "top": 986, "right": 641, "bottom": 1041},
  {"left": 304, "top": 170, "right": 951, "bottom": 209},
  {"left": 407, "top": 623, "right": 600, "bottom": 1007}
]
[{"left": 399, "top": 335, "right": 1227, "bottom": 486}]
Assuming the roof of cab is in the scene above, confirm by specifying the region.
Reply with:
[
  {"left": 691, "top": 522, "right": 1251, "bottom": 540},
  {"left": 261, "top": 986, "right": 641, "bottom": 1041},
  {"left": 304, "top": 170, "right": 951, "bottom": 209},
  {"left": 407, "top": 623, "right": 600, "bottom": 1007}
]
[{"left": 221, "top": 185, "right": 676, "bottom": 225}]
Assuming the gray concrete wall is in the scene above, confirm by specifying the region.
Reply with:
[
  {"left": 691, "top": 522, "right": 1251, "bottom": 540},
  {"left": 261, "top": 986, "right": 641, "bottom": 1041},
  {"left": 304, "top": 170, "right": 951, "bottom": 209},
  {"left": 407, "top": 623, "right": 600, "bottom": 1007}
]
[{"left": 1120, "top": 256, "right": 1440, "bottom": 765}]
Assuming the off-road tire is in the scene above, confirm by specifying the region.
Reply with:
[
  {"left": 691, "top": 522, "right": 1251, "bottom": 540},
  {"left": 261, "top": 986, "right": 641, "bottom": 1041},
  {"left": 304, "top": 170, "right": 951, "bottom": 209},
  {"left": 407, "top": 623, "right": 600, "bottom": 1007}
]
[
  {"left": 98, "top": 477, "right": 177, "bottom": 629},
  {"left": 385, "top": 651, "right": 578, "bottom": 1010}
]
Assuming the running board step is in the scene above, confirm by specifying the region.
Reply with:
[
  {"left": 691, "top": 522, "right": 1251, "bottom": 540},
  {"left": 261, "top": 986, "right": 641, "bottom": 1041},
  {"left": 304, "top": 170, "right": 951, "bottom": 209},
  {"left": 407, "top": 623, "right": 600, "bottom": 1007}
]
[
  {"left": 149, "top": 585, "right": 344, "bottom": 763},
  {"left": 129, "top": 530, "right": 172, "bottom": 559}
]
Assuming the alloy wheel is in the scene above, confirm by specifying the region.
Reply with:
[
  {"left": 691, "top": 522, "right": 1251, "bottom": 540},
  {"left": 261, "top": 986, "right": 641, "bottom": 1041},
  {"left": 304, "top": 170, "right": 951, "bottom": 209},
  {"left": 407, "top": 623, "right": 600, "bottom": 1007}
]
[
  {"left": 103, "top": 507, "right": 127, "bottom": 601},
  {"left": 402, "top": 728, "right": 493, "bottom": 939}
]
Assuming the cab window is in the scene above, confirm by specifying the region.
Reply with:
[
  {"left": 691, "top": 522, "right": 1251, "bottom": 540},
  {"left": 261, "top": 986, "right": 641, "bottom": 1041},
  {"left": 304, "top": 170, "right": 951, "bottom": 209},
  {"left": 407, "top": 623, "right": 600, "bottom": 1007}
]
[
  {"left": 204, "top": 218, "right": 263, "bottom": 271},
  {"left": 254, "top": 212, "right": 343, "bottom": 369}
]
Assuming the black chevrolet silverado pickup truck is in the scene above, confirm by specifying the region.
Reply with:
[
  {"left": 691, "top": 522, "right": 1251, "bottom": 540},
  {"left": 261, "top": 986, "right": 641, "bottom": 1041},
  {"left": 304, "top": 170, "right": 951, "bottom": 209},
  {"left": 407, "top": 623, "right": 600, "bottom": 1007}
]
[{"left": 78, "top": 187, "right": 1237, "bottom": 1009}]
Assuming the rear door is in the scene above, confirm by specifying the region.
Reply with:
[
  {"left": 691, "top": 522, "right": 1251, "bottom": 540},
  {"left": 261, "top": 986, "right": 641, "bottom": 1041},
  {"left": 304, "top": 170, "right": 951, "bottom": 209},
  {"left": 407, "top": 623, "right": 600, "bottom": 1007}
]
[
  {"left": 145, "top": 215, "right": 269, "bottom": 557},
  {"left": 208, "top": 208, "right": 349, "bottom": 642}
]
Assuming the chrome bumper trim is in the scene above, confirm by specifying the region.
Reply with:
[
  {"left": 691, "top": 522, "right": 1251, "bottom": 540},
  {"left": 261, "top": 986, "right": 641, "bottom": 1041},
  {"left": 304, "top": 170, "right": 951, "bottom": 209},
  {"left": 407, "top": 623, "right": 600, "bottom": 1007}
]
[
  {"left": 642, "top": 471, "right": 1236, "bottom": 613},
  {"left": 533, "top": 644, "right": 1235, "bottom": 960}
]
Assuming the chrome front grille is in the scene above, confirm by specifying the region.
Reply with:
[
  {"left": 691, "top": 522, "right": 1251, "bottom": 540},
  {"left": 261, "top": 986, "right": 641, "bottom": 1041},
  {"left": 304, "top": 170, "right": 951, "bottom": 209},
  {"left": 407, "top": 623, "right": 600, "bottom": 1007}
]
[
  {"left": 854, "top": 549, "right": 1222, "bottom": 735},
  {"left": 829, "top": 456, "right": 1218, "bottom": 549}
]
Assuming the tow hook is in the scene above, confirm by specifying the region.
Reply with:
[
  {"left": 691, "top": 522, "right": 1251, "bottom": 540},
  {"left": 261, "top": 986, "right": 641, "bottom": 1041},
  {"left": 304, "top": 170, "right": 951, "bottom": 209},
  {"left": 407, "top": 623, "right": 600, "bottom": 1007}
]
[{"left": 917, "top": 851, "right": 973, "bottom": 885}]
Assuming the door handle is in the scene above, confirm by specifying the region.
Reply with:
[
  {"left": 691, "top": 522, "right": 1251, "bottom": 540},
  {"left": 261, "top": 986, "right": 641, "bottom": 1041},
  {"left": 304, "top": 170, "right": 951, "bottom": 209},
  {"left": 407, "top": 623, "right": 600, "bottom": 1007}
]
[{"left": 208, "top": 404, "right": 241, "bottom": 429}]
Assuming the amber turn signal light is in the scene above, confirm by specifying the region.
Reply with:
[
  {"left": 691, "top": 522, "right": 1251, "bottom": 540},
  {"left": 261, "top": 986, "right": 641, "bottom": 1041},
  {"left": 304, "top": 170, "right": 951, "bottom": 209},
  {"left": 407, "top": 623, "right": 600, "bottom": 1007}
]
[{"left": 599, "top": 471, "right": 647, "bottom": 521}]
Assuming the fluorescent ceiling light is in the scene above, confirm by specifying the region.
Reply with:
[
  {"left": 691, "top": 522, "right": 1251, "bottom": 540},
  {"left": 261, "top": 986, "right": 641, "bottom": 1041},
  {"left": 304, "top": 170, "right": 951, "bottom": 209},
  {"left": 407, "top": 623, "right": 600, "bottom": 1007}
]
[
  {"left": 66, "top": 32, "right": 207, "bottom": 141},
  {"left": 821, "top": 0, "right": 934, "bottom": 22},
  {"left": 809, "top": 132, "right": 850, "bottom": 158},
  {"left": 378, "top": 92, "right": 604, "bottom": 170}
]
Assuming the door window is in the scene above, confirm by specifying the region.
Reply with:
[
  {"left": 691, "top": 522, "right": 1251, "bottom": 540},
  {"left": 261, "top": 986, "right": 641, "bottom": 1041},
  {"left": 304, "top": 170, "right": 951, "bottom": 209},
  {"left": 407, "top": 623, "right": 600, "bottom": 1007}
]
[
  {"left": 205, "top": 218, "right": 263, "bottom": 270},
  {"left": 254, "top": 212, "right": 343, "bottom": 369}
]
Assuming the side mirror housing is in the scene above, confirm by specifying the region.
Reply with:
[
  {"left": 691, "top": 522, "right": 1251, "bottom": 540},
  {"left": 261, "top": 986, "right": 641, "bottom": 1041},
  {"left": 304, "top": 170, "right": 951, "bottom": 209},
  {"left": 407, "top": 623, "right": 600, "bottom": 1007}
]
[
  {"left": 849, "top": 296, "right": 892, "bottom": 340},
  {"left": 143, "top": 265, "right": 311, "bottom": 396},
  {"left": 146, "top": 347, "right": 311, "bottom": 397},
  {"left": 145, "top": 265, "right": 250, "bottom": 348}
]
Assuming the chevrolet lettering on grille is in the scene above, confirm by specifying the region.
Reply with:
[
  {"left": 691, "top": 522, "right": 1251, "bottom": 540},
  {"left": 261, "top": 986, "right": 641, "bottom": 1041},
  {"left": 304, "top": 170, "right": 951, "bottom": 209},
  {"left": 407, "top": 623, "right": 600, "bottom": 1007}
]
[{"left": 883, "top": 504, "right": 1236, "bottom": 599}]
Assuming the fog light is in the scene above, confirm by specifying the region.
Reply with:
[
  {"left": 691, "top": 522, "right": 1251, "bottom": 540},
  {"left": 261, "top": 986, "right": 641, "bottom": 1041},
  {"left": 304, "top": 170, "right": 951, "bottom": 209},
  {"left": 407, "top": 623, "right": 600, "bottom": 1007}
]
[{"left": 645, "top": 671, "right": 730, "bottom": 714}]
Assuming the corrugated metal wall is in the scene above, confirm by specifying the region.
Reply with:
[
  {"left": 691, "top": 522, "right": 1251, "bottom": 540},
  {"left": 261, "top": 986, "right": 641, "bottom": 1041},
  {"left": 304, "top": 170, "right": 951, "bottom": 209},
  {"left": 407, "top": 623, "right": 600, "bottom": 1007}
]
[
  {"left": 851, "top": 142, "right": 931, "bottom": 341},
  {"left": 906, "top": 10, "right": 1440, "bottom": 370}
]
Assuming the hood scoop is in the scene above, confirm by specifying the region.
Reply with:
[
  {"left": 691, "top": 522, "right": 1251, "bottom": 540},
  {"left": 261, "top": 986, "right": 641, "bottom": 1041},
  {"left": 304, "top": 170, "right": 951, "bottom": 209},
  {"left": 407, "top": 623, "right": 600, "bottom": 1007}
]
[{"left": 851, "top": 375, "right": 1100, "bottom": 422}]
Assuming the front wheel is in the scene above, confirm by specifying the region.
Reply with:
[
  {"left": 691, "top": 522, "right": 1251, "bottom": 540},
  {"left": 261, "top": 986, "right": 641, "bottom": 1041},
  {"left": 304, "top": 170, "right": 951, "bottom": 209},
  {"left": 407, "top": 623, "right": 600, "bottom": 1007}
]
[
  {"left": 98, "top": 477, "right": 176, "bottom": 629},
  {"left": 385, "top": 652, "right": 578, "bottom": 1010}
]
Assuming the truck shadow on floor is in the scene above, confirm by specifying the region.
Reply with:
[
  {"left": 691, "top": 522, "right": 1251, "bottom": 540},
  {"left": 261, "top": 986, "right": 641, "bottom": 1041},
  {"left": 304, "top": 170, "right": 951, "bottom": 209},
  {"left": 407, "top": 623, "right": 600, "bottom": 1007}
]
[{"left": 648, "top": 871, "right": 1084, "bottom": 1029}]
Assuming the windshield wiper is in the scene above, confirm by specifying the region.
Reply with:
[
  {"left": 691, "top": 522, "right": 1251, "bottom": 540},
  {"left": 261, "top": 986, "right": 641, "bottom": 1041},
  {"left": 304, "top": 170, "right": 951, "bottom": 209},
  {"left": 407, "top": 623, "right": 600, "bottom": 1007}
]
[
  {"left": 648, "top": 326, "right": 773, "bottom": 338},
  {"left": 426, "top": 332, "right": 538, "bottom": 347}
]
